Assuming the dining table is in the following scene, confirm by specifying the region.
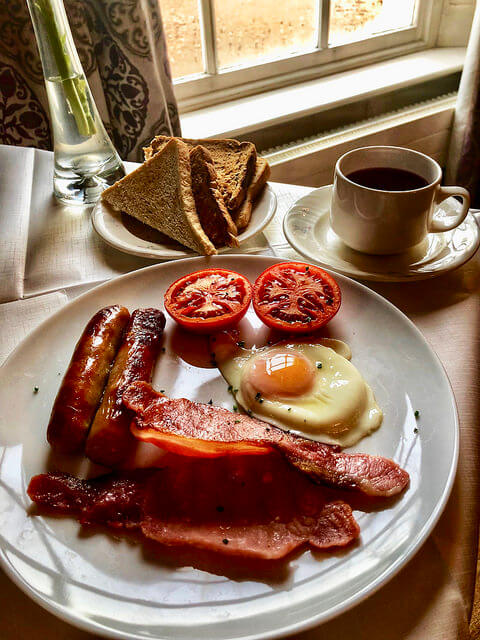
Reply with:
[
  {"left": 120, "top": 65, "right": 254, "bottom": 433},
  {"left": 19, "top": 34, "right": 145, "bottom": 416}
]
[{"left": 0, "top": 143, "right": 479, "bottom": 640}]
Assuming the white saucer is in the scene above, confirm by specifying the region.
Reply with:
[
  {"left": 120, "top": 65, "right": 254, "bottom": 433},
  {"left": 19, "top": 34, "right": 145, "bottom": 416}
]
[
  {"left": 283, "top": 185, "right": 480, "bottom": 282},
  {"left": 92, "top": 185, "right": 277, "bottom": 259}
]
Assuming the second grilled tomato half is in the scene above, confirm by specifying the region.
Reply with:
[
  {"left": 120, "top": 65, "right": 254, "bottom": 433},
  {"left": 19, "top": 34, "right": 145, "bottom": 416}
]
[
  {"left": 164, "top": 268, "right": 252, "bottom": 333},
  {"left": 253, "top": 262, "right": 341, "bottom": 333}
]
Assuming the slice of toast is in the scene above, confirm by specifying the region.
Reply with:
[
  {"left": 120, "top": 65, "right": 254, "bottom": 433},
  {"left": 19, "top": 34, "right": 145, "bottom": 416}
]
[
  {"left": 144, "top": 136, "right": 257, "bottom": 214},
  {"left": 102, "top": 139, "right": 216, "bottom": 255},
  {"left": 235, "top": 157, "right": 271, "bottom": 231},
  {"left": 189, "top": 145, "right": 239, "bottom": 248}
]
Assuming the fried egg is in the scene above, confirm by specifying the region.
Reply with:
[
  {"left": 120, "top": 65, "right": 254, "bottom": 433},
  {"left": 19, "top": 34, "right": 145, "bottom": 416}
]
[{"left": 213, "top": 334, "right": 382, "bottom": 447}]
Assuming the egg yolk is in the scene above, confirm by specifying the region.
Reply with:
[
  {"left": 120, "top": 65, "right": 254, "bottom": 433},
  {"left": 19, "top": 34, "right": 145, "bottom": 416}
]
[{"left": 247, "top": 350, "right": 315, "bottom": 398}]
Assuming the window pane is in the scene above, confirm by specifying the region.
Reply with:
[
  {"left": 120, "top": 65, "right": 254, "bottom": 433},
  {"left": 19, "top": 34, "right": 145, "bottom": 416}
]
[
  {"left": 160, "top": 0, "right": 203, "bottom": 79},
  {"left": 329, "top": 0, "right": 416, "bottom": 46},
  {"left": 214, "top": 0, "right": 318, "bottom": 70}
]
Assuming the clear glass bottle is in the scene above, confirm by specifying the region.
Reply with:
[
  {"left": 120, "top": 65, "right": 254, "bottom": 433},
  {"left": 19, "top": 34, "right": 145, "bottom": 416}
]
[{"left": 27, "top": 0, "right": 125, "bottom": 204}]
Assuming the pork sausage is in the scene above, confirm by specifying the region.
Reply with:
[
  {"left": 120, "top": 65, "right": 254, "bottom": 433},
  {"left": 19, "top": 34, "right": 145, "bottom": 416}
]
[
  {"left": 47, "top": 305, "right": 130, "bottom": 454},
  {"left": 85, "top": 308, "right": 165, "bottom": 467}
]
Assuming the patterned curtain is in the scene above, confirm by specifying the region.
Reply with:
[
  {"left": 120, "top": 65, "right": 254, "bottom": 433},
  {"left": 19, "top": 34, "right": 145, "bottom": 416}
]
[
  {"left": 0, "top": 0, "right": 181, "bottom": 162},
  {"left": 445, "top": 0, "right": 480, "bottom": 207}
]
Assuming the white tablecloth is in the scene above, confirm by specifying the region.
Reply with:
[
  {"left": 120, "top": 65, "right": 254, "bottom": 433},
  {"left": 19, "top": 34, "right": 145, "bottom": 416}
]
[{"left": 0, "top": 144, "right": 479, "bottom": 640}]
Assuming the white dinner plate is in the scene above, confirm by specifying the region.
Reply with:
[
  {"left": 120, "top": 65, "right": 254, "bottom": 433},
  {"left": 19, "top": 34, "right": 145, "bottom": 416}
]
[
  {"left": 284, "top": 185, "right": 480, "bottom": 282},
  {"left": 92, "top": 185, "right": 277, "bottom": 259},
  {"left": 0, "top": 255, "right": 458, "bottom": 640}
]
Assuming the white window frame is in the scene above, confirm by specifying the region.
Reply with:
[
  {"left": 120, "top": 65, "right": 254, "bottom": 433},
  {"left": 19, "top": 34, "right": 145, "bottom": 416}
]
[{"left": 171, "top": 0, "right": 443, "bottom": 112}]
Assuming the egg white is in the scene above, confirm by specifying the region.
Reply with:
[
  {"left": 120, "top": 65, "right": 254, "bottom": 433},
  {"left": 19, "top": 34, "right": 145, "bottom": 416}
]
[{"left": 215, "top": 337, "right": 383, "bottom": 447}]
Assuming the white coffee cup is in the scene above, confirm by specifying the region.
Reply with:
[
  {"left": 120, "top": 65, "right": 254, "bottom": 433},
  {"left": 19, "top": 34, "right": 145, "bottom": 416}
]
[{"left": 330, "top": 146, "right": 470, "bottom": 255}]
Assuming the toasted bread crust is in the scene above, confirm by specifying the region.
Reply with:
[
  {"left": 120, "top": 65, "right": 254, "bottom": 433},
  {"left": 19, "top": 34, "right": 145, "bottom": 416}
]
[
  {"left": 144, "top": 136, "right": 257, "bottom": 214},
  {"left": 235, "top": 158, "right": 270, "bottom": 231},
  {"left": 189, "top": 146, "right": 239, "bottom": 248},
  {"left": 102, "top": 139, "right": 216, "bottom": 255}
]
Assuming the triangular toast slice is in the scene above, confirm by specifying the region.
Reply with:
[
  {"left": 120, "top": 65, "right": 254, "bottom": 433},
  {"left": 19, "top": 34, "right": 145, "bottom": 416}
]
[
  {"left": 144, "top": 136, "right": 257, "bottom": 214},
  {"left": 102, "top": 139, "right": 216, "bottom": 255},
  {"left": 189, "top": 145, "right": 239, "bottom": 248},
  {"left": 234, "top": 157, "right": 271, "bottom": 231}
]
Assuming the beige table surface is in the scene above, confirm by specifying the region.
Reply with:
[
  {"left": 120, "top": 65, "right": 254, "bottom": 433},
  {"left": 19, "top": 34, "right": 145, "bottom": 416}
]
[{"left": 0, "top": 145, "right": 479, "bottom": 640}]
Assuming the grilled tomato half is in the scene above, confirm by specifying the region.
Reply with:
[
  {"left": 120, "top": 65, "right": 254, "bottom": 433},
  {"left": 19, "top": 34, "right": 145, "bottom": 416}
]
[
  {"left": 252, "top": 262, "right": 341, "bottom": 333},
  {"left": 164, "top": 268, "right": 252, "bottom": 333}
]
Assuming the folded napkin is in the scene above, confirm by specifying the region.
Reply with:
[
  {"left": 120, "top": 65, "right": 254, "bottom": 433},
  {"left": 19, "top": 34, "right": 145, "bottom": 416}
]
[
  {"left": 0, "top": 291, "right": 68, "bottom": 365},
  {"left": 0, "top": 146, "right": 35, "bottom": 302},
  {"left": 0, "top": 146, "right": 159, "bottom": 304}
]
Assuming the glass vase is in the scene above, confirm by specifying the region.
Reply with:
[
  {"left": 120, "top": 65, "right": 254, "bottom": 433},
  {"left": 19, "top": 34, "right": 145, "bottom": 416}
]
[{"left": 27, "top": 0, "right": 125, "bottom": 204}]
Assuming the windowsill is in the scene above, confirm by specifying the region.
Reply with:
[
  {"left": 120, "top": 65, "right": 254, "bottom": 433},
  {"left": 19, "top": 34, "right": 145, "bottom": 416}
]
[{"left": 180, "top": 47, "right": 465, "bottom": 147}]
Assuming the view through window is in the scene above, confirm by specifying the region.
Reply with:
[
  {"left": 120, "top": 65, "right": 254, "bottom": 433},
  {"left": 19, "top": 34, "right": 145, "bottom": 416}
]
[
  {"left": 161, "top": 0, "right": 203, "bottom": 78},
  {"left": 213, "top": 0, "right": 318, "bottom": 70},
  {"left": 329, "top": 0, "right": 416, "bottom": 45},
  {"left": 161, "top": 0, "right": 418, "bottom": 87}
]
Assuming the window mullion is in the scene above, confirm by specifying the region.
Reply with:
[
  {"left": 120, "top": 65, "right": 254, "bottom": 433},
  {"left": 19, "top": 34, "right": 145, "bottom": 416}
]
[
  {"left": 318, "top": 0, "right": 331, "bottom": 49},
  {"left": 198, "top": 0, "right": 217, "bottom": 75}
]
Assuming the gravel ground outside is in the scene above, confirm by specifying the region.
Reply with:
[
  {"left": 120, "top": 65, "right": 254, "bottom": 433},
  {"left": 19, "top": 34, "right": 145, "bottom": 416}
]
[{"left": 161, "top": 0, "right": 384, "bottom": 79}]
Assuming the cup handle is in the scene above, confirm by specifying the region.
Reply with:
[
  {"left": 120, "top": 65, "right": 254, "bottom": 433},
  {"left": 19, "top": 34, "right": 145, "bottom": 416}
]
[{"left": 429, "top": 186, "right": 470, "bottom": 233}]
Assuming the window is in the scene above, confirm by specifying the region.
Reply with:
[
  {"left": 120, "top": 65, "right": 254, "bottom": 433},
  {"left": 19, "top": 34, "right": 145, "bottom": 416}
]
[{"left": 161, "top": 0, "right": 439, "bottom": 110}]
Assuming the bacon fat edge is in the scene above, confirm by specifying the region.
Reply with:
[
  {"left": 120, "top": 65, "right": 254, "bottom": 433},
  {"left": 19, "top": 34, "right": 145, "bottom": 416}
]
[{"left": 123, "top": 382, "right": 410, "bottom": 498}]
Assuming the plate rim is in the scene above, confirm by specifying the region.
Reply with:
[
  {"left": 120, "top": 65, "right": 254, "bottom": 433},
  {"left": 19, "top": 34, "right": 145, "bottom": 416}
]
[
  {"left": 0, "top": 254, "right": 459, "bottom": 640},
  {"left": 92, "top": 185, "right": 277, "bottom": 260},
  {"left": 283, "top": 185, "right": 480, "bottom": 282}
]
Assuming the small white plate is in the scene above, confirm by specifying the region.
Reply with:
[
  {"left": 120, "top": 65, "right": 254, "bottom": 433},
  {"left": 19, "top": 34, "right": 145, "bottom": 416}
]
[
  {"left": 0, "top": 255, "right": 458, "bottom": 640},
  {"left": 92, "top": 185, "right": 277, "bottom": 259},
  {"left": 284, "top": 185, "right": 480, "bottom": 282}
]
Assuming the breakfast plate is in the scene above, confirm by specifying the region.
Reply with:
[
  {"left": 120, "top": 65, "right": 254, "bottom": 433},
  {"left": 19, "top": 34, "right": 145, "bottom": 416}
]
[
  {"left": 284, "top": 185, "right": 480, "bottom": 282},
  {"left": 0, "top": 255, "right": 458, "bottom": 640},
  {"left": 92, "top": 185, "right": 277, "bottom": 259}
]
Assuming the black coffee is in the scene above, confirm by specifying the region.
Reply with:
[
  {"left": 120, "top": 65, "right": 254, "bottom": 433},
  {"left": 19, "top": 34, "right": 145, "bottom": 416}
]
[{"left": 346, "top": 167, "right": 429, "bottom": 191}]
